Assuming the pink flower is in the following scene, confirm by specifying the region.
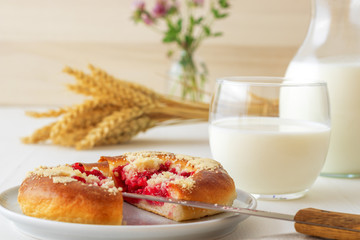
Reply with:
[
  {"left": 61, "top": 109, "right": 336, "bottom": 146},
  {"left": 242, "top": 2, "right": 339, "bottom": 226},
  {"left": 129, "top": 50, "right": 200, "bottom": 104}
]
[
  {"left": 152, "top": 0, "right": 170, "bottom": 18},
  {"left": 141, "top": 13, "right": 154, "bottom": 25}
]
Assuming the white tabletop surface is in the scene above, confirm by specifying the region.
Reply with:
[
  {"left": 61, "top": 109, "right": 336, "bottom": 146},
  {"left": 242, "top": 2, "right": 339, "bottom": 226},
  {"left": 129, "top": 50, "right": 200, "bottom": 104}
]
[{"left": 1, "top": 107, "right": 360, "bottom": 240}]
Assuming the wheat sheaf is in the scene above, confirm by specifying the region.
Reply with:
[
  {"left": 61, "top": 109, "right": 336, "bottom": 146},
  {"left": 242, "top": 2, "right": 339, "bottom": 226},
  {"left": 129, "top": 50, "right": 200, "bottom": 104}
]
[{"left": 22, "top": 64, "right": 209, "bottom": 150}]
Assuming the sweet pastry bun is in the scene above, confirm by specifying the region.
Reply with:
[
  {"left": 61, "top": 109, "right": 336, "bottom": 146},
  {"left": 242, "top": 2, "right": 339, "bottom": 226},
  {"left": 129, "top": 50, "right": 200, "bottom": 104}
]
[{"left": 18, "top": 151, "right": 237, "bottom": 223}]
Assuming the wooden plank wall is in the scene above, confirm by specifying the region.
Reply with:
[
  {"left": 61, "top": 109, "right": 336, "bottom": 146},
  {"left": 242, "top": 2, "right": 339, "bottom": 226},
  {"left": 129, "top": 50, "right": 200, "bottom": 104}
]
[{"left": 0, "top": 0, "right": 312, "bottom": 106}]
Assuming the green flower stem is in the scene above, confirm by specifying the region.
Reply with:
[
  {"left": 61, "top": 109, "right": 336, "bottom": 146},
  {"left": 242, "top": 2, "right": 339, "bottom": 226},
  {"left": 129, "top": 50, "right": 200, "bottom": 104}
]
[{"left": 176, "top": 50, "right": 206, "bottom": 101}]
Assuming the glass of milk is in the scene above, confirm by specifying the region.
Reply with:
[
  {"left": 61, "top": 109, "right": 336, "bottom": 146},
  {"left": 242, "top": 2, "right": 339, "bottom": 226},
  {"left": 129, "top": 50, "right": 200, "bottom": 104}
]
[{"left": 209, "top": 77, "right": 331, "bottom": 200}]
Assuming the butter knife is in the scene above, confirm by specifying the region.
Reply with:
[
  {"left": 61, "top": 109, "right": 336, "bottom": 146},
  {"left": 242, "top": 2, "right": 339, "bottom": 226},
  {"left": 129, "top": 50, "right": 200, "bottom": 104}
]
[{"left": 122, "top": 192, "right": 360, "bottom": 240}]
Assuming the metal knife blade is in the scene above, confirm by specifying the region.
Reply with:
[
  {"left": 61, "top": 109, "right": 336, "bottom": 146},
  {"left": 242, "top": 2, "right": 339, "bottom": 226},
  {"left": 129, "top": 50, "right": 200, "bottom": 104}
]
[{"left": 121, "top": 192, "right": 294, "bottom": 222}]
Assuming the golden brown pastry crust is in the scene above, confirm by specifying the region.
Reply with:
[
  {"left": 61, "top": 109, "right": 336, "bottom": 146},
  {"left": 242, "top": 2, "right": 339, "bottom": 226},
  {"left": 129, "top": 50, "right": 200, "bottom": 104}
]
[{"left": 18, "top": 169, "right": 123, "bottom": 225}]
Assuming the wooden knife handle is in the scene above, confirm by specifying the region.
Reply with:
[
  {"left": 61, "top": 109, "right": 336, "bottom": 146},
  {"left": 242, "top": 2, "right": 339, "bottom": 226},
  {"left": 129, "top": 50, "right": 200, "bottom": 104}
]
[{"left": 294, "top": 208, "right": 360, "bottom": 240}]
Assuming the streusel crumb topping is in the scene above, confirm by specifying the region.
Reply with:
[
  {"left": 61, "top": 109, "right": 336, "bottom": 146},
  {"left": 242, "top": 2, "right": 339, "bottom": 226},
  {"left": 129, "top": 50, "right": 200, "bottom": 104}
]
[
  {"left": 27, "top": 165, "right": 121, "bottom": 193},
  {"left": 120, "top": 151, "right": 220, "bottom": 191},
  {"left": 123, "top": 151, "right": 221, "bottom": 171}
]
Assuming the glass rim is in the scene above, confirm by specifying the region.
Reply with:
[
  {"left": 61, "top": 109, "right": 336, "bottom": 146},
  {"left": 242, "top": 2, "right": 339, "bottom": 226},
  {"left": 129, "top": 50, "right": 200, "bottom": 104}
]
[{"left": 216, "top": 76, "right": 327, "bottom": 87}]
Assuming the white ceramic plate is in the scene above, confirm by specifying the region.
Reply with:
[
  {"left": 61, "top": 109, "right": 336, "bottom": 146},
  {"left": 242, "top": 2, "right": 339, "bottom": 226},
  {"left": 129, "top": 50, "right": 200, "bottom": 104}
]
[{"left": 0, "top": 186, "right": 256, "bottom": 240}]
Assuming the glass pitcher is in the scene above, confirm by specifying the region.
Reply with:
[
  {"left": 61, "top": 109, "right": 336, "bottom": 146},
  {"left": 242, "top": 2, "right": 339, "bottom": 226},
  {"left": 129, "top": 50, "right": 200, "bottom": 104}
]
[{"left": 285, "top": 0, "right": 360, "bottom": 178}]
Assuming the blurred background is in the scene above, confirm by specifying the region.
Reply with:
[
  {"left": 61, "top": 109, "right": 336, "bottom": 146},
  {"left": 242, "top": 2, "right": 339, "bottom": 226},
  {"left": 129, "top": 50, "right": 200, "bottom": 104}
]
[{"left": 0, "top": 0, "right": 311, "bottom": 106}]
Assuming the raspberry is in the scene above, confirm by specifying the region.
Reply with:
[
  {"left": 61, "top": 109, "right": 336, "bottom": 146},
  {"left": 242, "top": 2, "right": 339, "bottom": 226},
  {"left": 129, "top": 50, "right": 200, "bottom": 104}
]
[
  {"left": 86, "top": 169, "right": 106, "bottom": 180},
  {"left": 72, "top": 176, "right": 86, "bottom": 183},
  {"left": 72, "top": 163, "right": 85, "bottom": 173},
  {"left": 71, "top": 163, "right": 107, "bottom": 185},
  {"left": 112, "top": 161, "right": 192, "bottom": 206}
]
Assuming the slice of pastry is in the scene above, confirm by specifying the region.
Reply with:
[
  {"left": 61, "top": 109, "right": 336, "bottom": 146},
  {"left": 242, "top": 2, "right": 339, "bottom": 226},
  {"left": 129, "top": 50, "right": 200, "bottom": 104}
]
[{"left": 99, "top": 151, "right": 237, "bottom": 221}]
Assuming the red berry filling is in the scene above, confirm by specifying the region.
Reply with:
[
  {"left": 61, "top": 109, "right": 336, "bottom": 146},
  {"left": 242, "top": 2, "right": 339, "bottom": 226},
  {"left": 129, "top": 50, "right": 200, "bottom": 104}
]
[
  {"left": 72, "top": 162, "right": 85, "bottom": 172},
  {"left": 71, "top": 163, "right": 107, "bottom": 185},
  {"left": 72, "top": 176, "right": 86, "bottom": 183},
  {"left": 113, "top": 160, "right": 194, "bottom": 205}
]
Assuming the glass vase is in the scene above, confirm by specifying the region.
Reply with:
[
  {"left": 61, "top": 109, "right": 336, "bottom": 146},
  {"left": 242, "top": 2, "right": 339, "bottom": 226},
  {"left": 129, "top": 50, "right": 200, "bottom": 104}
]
[
  {"left": 167, "top": 50, "right": 209, "bottom": 102},
  {"left": 285, "top": 0, "right": 360, "bottom": 178}
]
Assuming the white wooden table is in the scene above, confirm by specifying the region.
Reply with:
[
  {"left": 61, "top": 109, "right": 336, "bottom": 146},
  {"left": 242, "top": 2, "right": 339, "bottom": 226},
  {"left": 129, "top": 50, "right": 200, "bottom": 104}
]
[{"left": 1, "top": 107, "right": 359, "bottom": 240}]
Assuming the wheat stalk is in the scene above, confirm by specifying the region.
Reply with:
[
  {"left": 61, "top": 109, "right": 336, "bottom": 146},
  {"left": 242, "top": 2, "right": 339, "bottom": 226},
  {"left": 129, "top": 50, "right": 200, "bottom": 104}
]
[{"left": 22, "top": 64, "right": 209, "bottom": 150}]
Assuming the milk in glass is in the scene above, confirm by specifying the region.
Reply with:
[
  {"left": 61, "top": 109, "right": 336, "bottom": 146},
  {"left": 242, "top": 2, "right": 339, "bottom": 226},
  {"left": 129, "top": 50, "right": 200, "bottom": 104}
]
[{"left": 209, "top": 117, "right": 330, "bottom": 195}]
